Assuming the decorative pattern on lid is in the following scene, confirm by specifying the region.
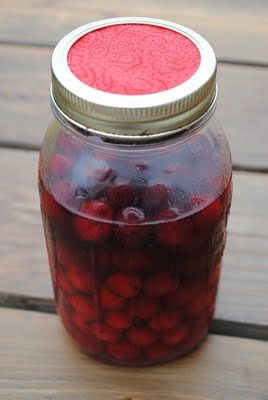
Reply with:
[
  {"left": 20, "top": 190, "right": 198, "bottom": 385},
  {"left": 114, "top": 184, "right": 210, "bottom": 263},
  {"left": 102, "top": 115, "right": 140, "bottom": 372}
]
[{"left": 67, "top": 24, "right": 201, "bottom": 95}]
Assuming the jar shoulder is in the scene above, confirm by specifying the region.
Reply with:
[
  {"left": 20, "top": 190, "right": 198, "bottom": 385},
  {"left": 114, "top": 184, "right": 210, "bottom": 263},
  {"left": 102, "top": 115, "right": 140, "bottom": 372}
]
[{"left": 39, "top": 116, "right": 232, "bottom": 221}]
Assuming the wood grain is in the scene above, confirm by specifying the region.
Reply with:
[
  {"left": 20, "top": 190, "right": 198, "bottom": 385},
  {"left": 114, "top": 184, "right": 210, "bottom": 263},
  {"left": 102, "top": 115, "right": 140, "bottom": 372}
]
[
  {"left": 1, "top": 45, "right": 268, "bottom": 169},
  {"left": 1, "top": 0, "right": 268, "bottom": 63},
  {"left": 0, "top": 148, "right": 268, "bottom": 333},
  {"left": 0, "top": 307, "right": 267, "bottom": 400}
]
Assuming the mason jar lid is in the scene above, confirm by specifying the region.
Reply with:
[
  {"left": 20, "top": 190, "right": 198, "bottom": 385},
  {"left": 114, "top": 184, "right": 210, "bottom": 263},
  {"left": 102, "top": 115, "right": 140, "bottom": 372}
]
[{"left": 51, "top": 17, "right": 217, "bottom": 140}]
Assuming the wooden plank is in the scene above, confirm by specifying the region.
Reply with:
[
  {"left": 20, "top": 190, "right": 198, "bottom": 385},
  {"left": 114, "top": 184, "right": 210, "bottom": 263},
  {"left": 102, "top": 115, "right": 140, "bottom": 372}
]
[
  {"left": 0, "top": 308, "right": 267, "bottom": 400},
  {"left": 0, "top": 149, "right": 53, "bottom": 299},
  {"left": 1, "top": 45, "right": 268, "bottom": 169},
  {"left": 1, "top": 0, "right": 268, "bottom": 63},
  {"left": 0, "top": 45, "right": 51, "bottom": 149},
  {"left": 0, "top": 148, "right": 268, "bottom": 335},
  {"left": 217, "top": 64, "right": 268, "bottom": 170}
]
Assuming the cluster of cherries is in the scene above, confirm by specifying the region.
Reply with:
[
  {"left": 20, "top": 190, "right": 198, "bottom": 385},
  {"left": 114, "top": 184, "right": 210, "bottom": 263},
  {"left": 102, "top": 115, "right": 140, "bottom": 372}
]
[{"left": 39, "top": 130, "right": 232, "bottom": 365}]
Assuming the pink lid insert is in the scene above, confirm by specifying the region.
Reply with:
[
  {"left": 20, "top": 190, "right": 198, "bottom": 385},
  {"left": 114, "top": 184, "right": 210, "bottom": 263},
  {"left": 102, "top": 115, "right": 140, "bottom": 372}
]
[{"left": 67, "top": 23, "right": 201, "bottom": 95}]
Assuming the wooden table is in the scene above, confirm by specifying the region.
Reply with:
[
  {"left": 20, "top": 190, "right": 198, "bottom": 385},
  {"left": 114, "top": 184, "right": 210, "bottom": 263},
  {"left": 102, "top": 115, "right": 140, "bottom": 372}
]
[{"left": 1, "top": 2, "right": 268, "bottom": 399}]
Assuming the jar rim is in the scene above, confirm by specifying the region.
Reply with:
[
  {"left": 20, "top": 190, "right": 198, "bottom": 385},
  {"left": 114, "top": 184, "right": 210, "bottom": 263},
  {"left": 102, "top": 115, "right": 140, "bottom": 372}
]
[
  {"left": 51, "top": 17, "right": 217, "bottom": 138},
  {"left": 51, "top": 86, "right": 217, "bottom": 143}
]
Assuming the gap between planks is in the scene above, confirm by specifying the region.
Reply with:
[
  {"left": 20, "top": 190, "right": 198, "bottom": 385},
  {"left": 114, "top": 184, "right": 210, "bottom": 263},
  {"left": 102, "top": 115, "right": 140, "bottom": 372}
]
[{"left": 1, "top": 293, "right": 268, "bottom": 343}]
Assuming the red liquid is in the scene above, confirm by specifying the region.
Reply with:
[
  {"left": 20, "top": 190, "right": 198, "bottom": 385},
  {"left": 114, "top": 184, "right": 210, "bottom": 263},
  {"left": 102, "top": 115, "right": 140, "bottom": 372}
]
[{"left": 39, "top": 133, "right": 232, "bottom": 366}]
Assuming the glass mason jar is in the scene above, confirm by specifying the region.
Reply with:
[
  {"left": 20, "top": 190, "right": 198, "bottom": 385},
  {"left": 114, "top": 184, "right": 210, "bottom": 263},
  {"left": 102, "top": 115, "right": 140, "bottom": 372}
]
[{"left": 38, "top": 17, "right": 232, "bottom": 366}]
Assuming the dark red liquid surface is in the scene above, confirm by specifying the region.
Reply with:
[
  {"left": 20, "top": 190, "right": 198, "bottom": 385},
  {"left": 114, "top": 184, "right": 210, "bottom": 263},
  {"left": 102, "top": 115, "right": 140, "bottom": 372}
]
[{"left": 39, "top": 132, "right": 232, "bottom": 365}]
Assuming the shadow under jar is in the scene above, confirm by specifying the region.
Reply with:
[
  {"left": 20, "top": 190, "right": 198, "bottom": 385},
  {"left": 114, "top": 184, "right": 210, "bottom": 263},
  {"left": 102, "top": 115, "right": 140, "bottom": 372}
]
[{"left": 38, "top": 17, "right": 232, "bottom": 366}]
